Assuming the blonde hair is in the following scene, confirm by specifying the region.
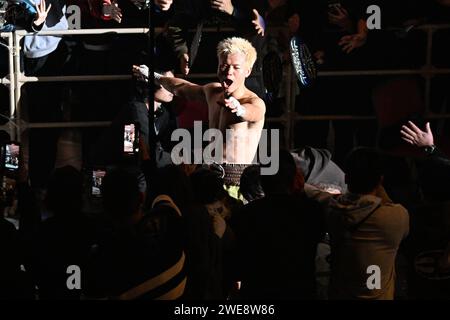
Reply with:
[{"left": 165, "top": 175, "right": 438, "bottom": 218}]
[{"left": 217, "top": 37, "right": 257, "bottom": 69}]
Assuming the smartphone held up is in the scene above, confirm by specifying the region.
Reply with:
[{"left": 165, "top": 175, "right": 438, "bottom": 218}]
[
  {"left": 123, "top": 123, "right": 140, "bottom": 156},
  {"left": 2, "top": 142, "right": 20, "bottom": 177},
  {"left": 91, "top": 169, "right": 106, "bottom": 197}
]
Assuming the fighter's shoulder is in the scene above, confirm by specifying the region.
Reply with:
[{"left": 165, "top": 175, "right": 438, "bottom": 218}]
[
  {"left": 203, "top": 82, "right": 223, "bottom": 96},
  {"left": 244, "top": 92, "right": 265, "bottom": 108},
  {"left": 203, "top": 82, "right": 222, "bottom": 91}
]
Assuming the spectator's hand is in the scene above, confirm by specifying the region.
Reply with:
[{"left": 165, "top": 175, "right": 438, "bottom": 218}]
[
  {"left": 328, "top": 5, "right": 352, "bottom": 31},
  {"left": 132, "top": 64, "right": 149, "bottom": 82},
  {"left": 400, "top": 121, "right": 434, "bottom": 147},
  {"left": 288, "top": 13, "right": 300, "bottom": 35},
  {"left": 338, "top": 33, "right": 367, "bottom": 53},
  {"left": 211, "top": 213, "right": 226, "bottom": 239},
  {"left": 211, "top": 0, "right": 234, "bottom": 16},
  {"left": 102, "top": 0, "right": 122, "bottom": 23},
  {"left": 33, "top": 1, "right": 52, "bottom": 27},
  {"left": 155, "top": 0, "right": 173, "bottom": 11},
  {"left": 252, "top": 9, "right": 265, "bottom": 36},
  {"left": 180, "top": 53, "right": 190, "bottom": 76}
]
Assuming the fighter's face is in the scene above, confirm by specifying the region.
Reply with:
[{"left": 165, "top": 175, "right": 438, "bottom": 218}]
[
  {"left": 154, "top": 70, "right": 174, "bottom": 103},
  {"left": 217, "top": 52, "right": 251, "bottom": 95}
]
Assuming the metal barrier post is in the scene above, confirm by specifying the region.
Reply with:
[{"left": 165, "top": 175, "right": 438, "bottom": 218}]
[
  {"left": 13, "top": 31, "right": 22, "bottom": 142},
  {"left": 7, "top": 33, "right": 15, "bottom": 140},
  {"left": 0, "top": 33, "right": 16, "bottom": 139}
]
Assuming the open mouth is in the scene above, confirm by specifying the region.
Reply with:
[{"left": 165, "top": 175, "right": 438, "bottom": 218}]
[{"left": 222, "top": 79, "right": 233, "bottom": 89}]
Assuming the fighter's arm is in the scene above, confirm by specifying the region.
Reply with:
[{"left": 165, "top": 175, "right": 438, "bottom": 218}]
[
  {"left": 224, "top": 96, "right": 266, "bottom": 122},
  {"left": 155, "top": 73, "right": 207, "bottom": 103}
]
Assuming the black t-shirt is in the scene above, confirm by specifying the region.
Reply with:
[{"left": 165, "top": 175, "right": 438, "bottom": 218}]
[{"left": 234, "top": 194, "right": 325, "bottom": 299}]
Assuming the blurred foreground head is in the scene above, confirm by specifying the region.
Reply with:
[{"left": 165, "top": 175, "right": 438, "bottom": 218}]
[
  {"left": 344, "top": 147, "right": 384, "bottom": 194},
  {"left": 46, "top": 166, "right": 83, "bottom": 216}
]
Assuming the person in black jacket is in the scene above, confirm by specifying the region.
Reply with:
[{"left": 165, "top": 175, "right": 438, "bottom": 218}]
[
  {"left": 400, "top": 120, "right": 450, "bottom": 297},
  {"left": 0, "top": 217, "right": 34, "bottom": 299},
  {"left": 234, "top": 150, "right": 325, "bottom": 299},
  {"left": 91, "top": 60, "right": 177, "bottom": 167},
  {"left": 85, "top": 167, "right": 187, "bottom": 299}
]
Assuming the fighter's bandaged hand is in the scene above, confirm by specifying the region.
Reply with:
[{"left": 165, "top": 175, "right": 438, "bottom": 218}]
[
  {"left": 224, "top": 96, "right": 246, "bottom": 117},
  {"left": 132, "top": 64, "right": 149, "bottom": 82},
  {"left": 154, "top": 71, "right": 163, "bottom": 86}
]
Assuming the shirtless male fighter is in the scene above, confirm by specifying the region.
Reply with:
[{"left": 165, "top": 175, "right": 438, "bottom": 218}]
[{"left": 155, "top": 37, "right": 266, "bottom": 185}]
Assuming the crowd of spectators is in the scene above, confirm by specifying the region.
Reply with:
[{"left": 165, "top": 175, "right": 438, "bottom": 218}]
[
  {"left": 0, "top": 0, "right": 449, "bottom": 300},
  {"left": 1, "top": 120, "right": 449, "bottom": 300}
]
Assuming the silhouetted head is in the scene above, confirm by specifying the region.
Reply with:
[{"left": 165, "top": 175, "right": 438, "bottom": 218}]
[
  {"left": 190, "top": 167, "right": 226, "bottom": 204},
  {"left": 240, "top": 165, "right": 265, "bottom": 202},
  {"left": 45, "top": 166, "right": 83, "bottom": 216},
  {"left": 102, "top": 167, "right": 143, "bottom": 223},
  {"left": 149, "top": 165, "right": 193, "bottom": 212},
  {"left": 261, "top": 149, "right": 301, "bottom": 195},
  {"left": 344, "top": 147, "right": 384, "bottom": 194}
]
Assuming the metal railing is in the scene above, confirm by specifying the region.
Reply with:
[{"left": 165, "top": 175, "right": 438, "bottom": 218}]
[
  {"left": 163, "top": 23, "right": 450, "bottom": 147},
  {"left": 284, "top": 24, "right": 450, "bottom": 149},
  {"left": 1, "top": 25, "right": 449, "bottom": 148},
  {"left": 2, "top": 28, "right": 149, "bottom": 142},
  {"left": 0, "top": 32, "right": 16, "bottom": 139}
]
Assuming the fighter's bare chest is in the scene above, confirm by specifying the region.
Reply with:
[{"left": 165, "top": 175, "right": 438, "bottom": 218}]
[{"left": 208, "top": 98, "right": 240, "bottom": 129}]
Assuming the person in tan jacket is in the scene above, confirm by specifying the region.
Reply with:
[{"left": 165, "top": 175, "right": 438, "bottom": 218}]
[{"left": 306, "top": 147, "right": 409, "bottom": 299}]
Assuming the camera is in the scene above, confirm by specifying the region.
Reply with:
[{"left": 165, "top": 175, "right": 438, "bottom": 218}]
[{"left": 0, "top": 141, "right": 20, "bottom": 210}]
